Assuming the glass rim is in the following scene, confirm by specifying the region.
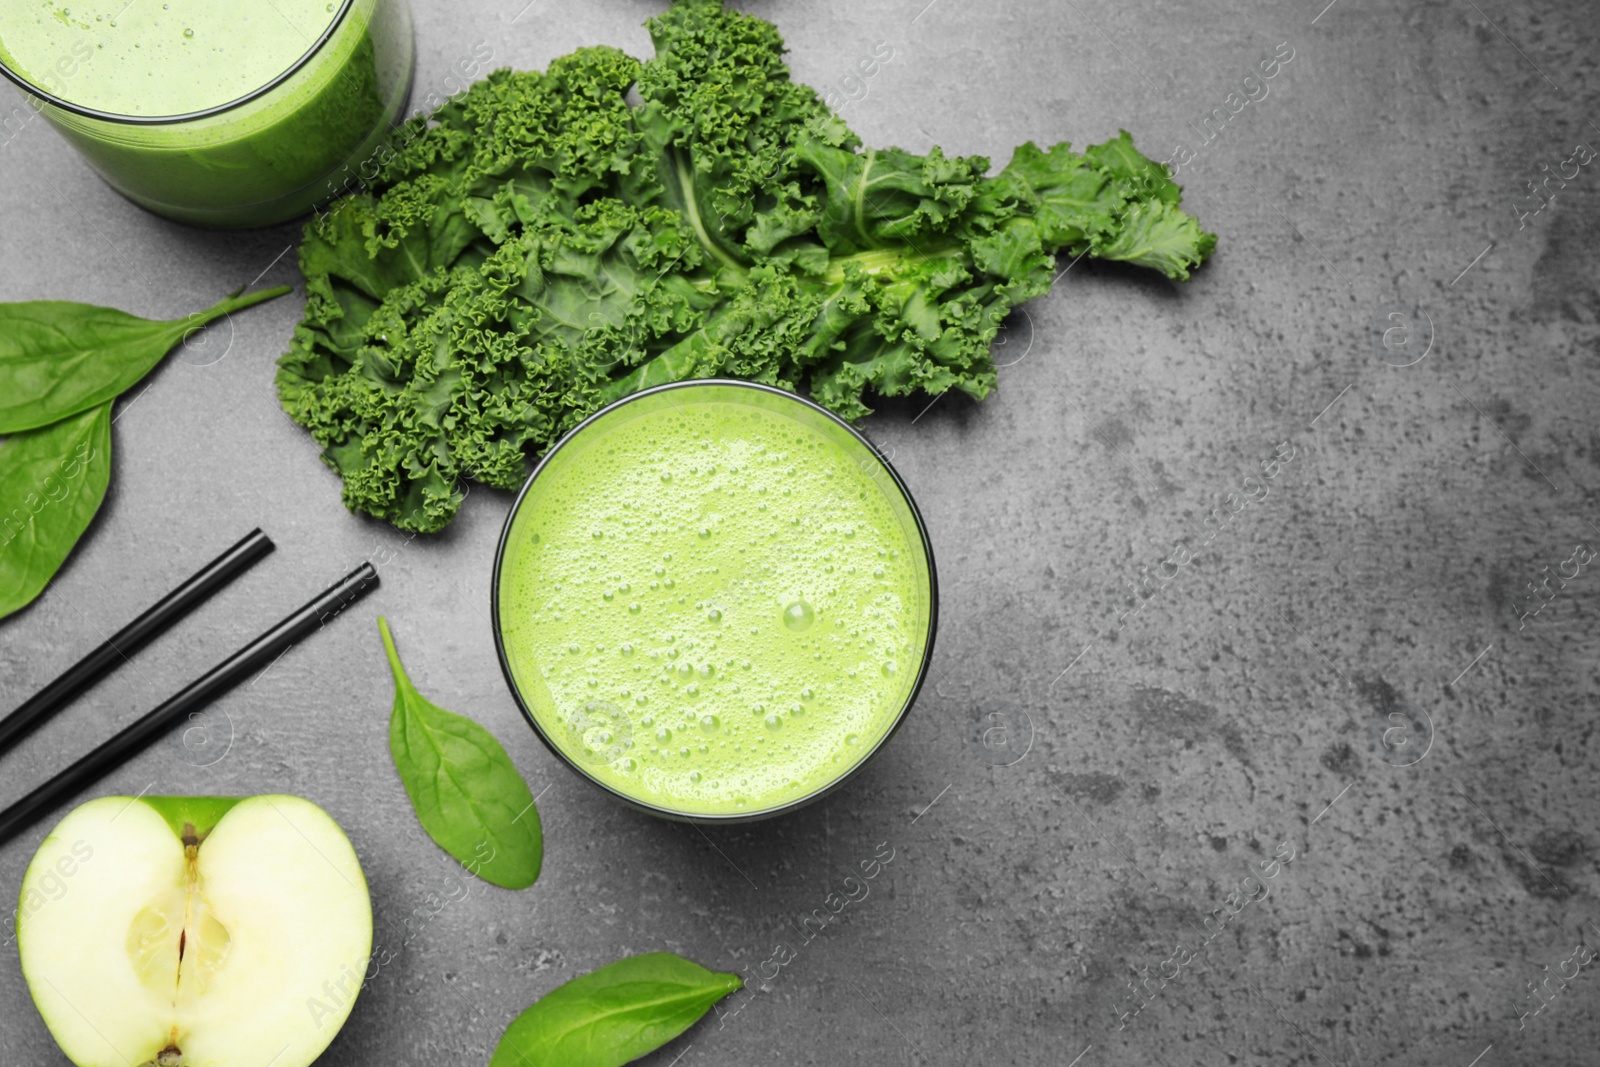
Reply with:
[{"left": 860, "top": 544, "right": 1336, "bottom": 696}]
[
  {"left": 0, "top": 0, "right": 358, "bottom": 125},
  {"left": 490, "top": 379, "right": 941, "bottom": 825}
]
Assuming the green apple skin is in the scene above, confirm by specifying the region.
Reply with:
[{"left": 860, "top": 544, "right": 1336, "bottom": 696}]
[
  {"left": 139, "top": 796, "right": 244, "bottom": 842},
  {"left": 16, "top": 794, "right": 372, "bottom": 1067}
]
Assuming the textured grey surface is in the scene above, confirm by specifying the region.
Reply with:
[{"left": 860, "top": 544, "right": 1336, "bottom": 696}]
[{"left": 3, "top": 0, "right": 1600, "bottom": 1065}]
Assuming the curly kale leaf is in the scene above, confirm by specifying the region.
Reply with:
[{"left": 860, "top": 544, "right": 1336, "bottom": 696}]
[{"left": 278, "top": 0, "right": 1215, "bottom": 533}]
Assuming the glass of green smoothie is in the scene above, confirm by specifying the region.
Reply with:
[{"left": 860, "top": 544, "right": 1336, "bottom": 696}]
[
  {"left": 493, "top": 381, "right": 938, "bottom": 822},
  {"left": 0, "top": 0, "right": 413, "bottom": 228}
]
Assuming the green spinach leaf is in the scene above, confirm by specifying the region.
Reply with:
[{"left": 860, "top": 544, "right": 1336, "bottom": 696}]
[
  {"left": 0, "top": 285, "right": 291, "bottom": 434},
  {"left": 379, "top": 616, "right": 543, "bottom": 889},
  {"left": 489, "top": 952, "right": 742, "bottom": 1067},
  {"left": 0, "top": 403, "right": 111, "bottom": 620}
]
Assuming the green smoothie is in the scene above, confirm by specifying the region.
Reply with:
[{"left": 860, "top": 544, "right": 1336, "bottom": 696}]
[
  {"left": 0, "top": 0, "right": 413, "bottom": 226},
  {"left": 496, "top": 385, "right": 934, "bottom": 818}
]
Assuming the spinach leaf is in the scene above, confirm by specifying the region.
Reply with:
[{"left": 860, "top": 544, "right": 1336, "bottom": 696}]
[
  {"left": 0, "top": 285, "right": 292, "bottom": 434},
  {"left": 0, "top": 403, "right": 111, "bottom": 620},
  {"left": 379, "top": 616, "right": 543, "bottom": 889},
  {"left": 489, "top": 952, "right": 742, "bottom": 1067}
]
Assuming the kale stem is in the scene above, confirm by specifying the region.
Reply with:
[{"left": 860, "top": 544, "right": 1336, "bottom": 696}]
[{"left": 823, "top": 245, "right": 961, "bottom": 284}]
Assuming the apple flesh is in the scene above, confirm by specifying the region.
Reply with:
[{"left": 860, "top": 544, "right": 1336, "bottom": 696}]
[{"left": 16, "top": 795, "right": 372, "bottom": 1067}]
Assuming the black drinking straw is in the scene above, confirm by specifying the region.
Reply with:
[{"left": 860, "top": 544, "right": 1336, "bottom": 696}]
[
  {"left": 0, "top": 562, "right": 379, "bottom": 848},
  {"left": 0, "top": 528, "right": 275, "bottom": 757}
]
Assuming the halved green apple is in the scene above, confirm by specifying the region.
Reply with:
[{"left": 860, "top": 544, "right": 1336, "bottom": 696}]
[{"left": 16, "top": 794, "right": 372, "bottom": 1067}]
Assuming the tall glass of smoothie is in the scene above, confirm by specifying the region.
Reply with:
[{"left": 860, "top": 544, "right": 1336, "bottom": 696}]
[
  {"left": 493, "top": 381, "right": 938, "bottom": 821},
  {"left": 0, "top": 0, "right": 413, "bottom": 227}
]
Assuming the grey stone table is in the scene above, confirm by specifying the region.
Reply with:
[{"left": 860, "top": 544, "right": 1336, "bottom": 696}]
[{"left": 3, "top": 1, "right": 1598, "bottom": 1064}]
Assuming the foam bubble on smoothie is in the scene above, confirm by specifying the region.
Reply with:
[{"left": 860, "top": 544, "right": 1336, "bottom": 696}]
[
  {"left": 0, "top": 0, "right": 341, "bottom": 115},
  {"left": 499, "top": 400, "right": 928, "bottom": 816}
]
